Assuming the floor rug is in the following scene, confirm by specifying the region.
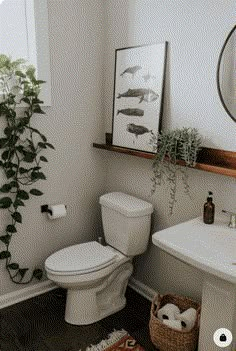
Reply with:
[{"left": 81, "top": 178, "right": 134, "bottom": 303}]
[{"left": 85, "top": 329, "right": 145, "bottom": 351}]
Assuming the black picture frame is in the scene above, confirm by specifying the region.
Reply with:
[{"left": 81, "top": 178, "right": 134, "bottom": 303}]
[{"left": 111, "top": 42, "right": 168, "bottom": 153}]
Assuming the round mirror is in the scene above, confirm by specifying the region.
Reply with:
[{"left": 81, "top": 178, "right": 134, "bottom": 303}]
[{"left": 217, "top": 25, "right": 236, "bottom": 123}]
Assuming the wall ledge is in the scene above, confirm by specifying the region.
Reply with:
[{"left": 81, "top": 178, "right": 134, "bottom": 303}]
[{"left": 93, "top": 143, "right": 236, "bottom": 178}]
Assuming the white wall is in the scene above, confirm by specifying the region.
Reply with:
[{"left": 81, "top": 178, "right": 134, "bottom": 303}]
[
  {"left": 0, "top": 0, "right": 106, "bottom": 296},
  {"left": 103, "top": 0, "right": 236, "bottom": 151},
  {"left": 103, "top": 0, "right": 236, "bottom": 300}
]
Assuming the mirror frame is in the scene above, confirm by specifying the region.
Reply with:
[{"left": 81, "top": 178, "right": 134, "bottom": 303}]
[{"left": 216, "top": 25, "right": 236, "bottom": 123}]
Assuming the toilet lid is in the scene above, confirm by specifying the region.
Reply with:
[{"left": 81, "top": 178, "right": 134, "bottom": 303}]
[{"left": 45, "top": 241, "right": 117, "bottom": 274}]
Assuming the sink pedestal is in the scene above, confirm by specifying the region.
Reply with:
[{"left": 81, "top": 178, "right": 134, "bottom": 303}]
[
  {"left": 152, "top": 216, "right": 236, "bottom": 350},
  {"left": 198, "top": 275, "right": 236, "bottom": 351}
]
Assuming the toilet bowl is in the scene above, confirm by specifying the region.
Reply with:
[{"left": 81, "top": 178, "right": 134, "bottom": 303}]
[
  {"left": 45, "top": 241, "right": 132, "bottom": 325},
  {"left": 45, "top": 192, "right": 153, "bottom": 325}
]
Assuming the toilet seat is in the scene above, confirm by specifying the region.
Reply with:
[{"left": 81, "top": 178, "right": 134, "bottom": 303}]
[{"left": 45, "top": 241, "right": 118, "bottom": 275}]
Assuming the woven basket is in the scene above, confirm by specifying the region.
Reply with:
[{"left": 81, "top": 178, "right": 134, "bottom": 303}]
[{"left": 149, "top": 294, "right": 201, "bottom": 351}]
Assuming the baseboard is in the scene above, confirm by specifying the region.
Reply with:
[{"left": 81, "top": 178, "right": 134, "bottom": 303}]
[
  {"left": 0, "top": 276, "right": 156, "bottom": 309},
  {"left": 128, "top": 276, "right": 157, "bottom": 302},
  {"left": 0, "top": 280, "right": 57, "bottom": 309}
]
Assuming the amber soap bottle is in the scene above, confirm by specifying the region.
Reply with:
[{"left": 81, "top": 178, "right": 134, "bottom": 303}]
[{"left": 203, "top": 191, "right": 215, "bottom": 224}]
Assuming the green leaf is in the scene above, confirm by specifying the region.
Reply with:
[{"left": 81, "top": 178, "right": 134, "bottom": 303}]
[
  {"left": 32, "top": 98, "right": 44, "bottom": 104},
  {"left": 10, "top": 180, "right": 18, "bottom": 188},
  {"left": 23, "top": 152, "right": 36, "bottom": 163},
  {"left": 33, "top": 268, "right": 43, "bottom": 280},
  {"left": 15, "top": 70, "right": 26, "bottom": 78},
  {"left": 5, "top": 162, "right": 17, "bottom": 169},
  {"left": 0, "top": 197, "right": 12, "bottom": 208},
  {"left": 11, "top": 212, "right": 22, "bottom": 223},
  {"left": 31, "top": 171, "right": 46, "bottom": 180},
  {"left": 40, "top": 156, "right": 48, "bottom": 162},
  {"left": 18, "top": 268, "right": 28, "bottom": 278},
  {"left": 0, "top": 183, "right": 12, "bottom": 193},
  {"left": 7, "top": 263, "right": 19, "bottom": 270},
  {"left": 2, "top": 149, "right": 14, "bottom": 161},
  {"left": 4, "top": 126, "right": 13, "bottom": 136},
  {"left": 19, "top": 167, "right": 29, "bottom": 174},
  {"left": 17, "top": 190, "right": 29, "bottom": 200},
  {"left": 0, "top": 138, "right": 8, "bottom": 148},
  {"left": 38, "top": 142, "right": 46, "bottom": 149},
  {"left": 45, "top": 143, "right": 55, "bottom": 150},
  {"left": 8, "top": 135, "right": 18, "bottom": 147},
  {"left": 30, "top": 189, "right": 43, "bottom": 196},
  {"left": 18, "top": 117, "right": 30, "bottom": 126},
  {"left": 0, "top": 235, "right": 11, "bottom": 245},
  {"left": 40, "top": 134, "right": 47, "bottom": 142},
  {"left": 6, "top": 224, "right": 17, "bottom": 233},
  {"left": 0, "top": 251, "right": 11, "bottom": 259},
  {"left": 33, "top": 105, "right": 45, "bottom": 114},
  {"left": 2, "top": 150, "right": 10, "bottom": 160},
  {"left": 16, "top": 145, "right": 24, "bottom": 153},
  {"left": 35, "top": 80, "right": 46, "bottom": 85},
  {"left": 6, "top": 169, "right": 15, "bottom": 178},
  {"left": 26, "top": 66, "right": 36, "bottom": 77},
  {"left": 13, "top": 199, "right": 25, "bottom": 207},
  {"left": 33, "top": 166, "right": 41, "bottom": 171}
]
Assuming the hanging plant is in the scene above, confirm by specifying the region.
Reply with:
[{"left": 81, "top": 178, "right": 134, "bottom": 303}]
[
  {"left": 0, "top": 54, "right": 54, "bottom": 284},
  {"left": 150, "top": 127, "right": 202, "bottom": 214}
]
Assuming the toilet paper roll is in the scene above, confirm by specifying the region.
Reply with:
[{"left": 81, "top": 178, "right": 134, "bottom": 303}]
[
  {"left": 176, "top": 307, "right": 197, "bottom": 331},
  {"left": 48, "top": 204, "right": 67, "bottom": 219},
  {"left": 163, "top": 319, "right": 182, "bottom": 331},
  {"left": 157, "top": 303, "right": 180, "bottom": 321}
]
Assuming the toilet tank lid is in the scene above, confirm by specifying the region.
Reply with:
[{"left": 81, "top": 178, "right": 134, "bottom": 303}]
[{"left": 99, "top": 192, "right": 153, "bottom": 217}]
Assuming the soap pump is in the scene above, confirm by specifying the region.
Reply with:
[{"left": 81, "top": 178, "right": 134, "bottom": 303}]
[{"left": 203, "top": 191, "right": 215, "bottom": 224}]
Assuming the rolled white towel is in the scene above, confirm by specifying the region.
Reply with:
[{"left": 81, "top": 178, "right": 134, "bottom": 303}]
[
  {"left": 157, "top": 303, "right": 180, "bottom": 321},
  {"left": 163, "top": 319, "right": 182, "bottom": 331},
  {"left": 176, "top": 307, "right": 197, "bottom": 331}
]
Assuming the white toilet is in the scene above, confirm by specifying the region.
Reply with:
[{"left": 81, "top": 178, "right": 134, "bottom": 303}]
[{"left": 45, "top": 192, "right": 153, "bottom": 325}]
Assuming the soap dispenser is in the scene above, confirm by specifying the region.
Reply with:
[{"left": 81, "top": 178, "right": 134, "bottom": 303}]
[{"left": 203, "top": 191, "right": 215, "bottom": 224}]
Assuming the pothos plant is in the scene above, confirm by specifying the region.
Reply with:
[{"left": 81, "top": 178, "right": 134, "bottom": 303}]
[
  {"left": 150, "top": 127, "right": 202, "bottom": 214},
  {"left": 0, "top": 54, "right": 54, "bottom": 284}
]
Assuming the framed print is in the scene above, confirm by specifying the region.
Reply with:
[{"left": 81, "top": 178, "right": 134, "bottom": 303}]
[{"left": 112, "top": 42, "right": 167, "bottom": 152}]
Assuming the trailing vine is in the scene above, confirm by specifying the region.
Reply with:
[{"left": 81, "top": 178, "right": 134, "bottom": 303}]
[
  {"left": 150, "top": 127, "right": 202, "bottom": 214},
  {"left": 0, "top": 54, "right": 54, "bottom": 284}
]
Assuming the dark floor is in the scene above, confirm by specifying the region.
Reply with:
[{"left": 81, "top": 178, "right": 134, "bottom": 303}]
[{"left": 0, "top": 286, "right": 157, "bottom": 351}]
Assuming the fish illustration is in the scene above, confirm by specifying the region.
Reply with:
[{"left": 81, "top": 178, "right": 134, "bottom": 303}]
[
  {"left": 117, "top": 88, "right": 159, "bottom": 103},
  {"left": 120, "top": 65, "right": 142, "bottom": 78},
  {"left": 126, "top": 123, "right": 151, "bottom": 138},
  {"left": 117, "top": 108, "right": 144, "bottom": 117},
  {"left": 142, "top": 72, "right": 156, "bottom": 82}
]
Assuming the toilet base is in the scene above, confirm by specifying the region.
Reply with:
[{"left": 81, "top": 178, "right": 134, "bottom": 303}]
[{"left": 65, "top": 262, "right": 133, "bottom": 325}]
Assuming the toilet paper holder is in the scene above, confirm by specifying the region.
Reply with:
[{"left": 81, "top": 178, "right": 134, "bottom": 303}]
[
  {"left": 41, "top": 204, "right": 67, "bottom": 216},
  {"left": 41, "top": 205, "right": 53, "bottom": 215}
]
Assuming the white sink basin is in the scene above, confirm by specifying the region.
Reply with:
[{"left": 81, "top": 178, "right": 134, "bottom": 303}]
[{"left": 152, "top": 215, "right": 236, "bottom": 283}]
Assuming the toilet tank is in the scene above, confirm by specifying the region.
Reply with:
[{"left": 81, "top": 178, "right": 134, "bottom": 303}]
[{"left": 99, "top": 192, "right": 153, "bottom": 256}]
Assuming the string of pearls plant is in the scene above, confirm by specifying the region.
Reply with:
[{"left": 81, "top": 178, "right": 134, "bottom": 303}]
[
  {"left": 150, "top": 128, "right": 202, "bottom": 214},
  {"left": 0, "top": 54, "right": 54, "bottom": 284}
]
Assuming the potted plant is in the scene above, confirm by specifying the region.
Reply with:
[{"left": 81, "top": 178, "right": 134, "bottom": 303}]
[
  {"left": 149, "top": 127, "right": 202, "bottom": 214},
  {"left": 0, "top": 54, "right": 54, "bottom": 284}
]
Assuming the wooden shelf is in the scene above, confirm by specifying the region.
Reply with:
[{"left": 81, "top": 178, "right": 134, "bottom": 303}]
[{"left": 93, "top": 143, "right": 236, "bottom": 178}]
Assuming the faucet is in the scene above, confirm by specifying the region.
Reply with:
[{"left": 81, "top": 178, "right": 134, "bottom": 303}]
[{"left": 222, "top": 210, "right": 236, "bottom": 228}]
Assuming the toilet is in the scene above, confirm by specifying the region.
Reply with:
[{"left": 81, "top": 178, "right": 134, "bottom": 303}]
[{"left": 45, "top": 192, "right": 153, "bottom": 325}]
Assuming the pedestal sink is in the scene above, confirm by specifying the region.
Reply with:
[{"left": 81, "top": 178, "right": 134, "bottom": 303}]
[{"left": 152, "top": 215, "right": 236, "bottom": 351}]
